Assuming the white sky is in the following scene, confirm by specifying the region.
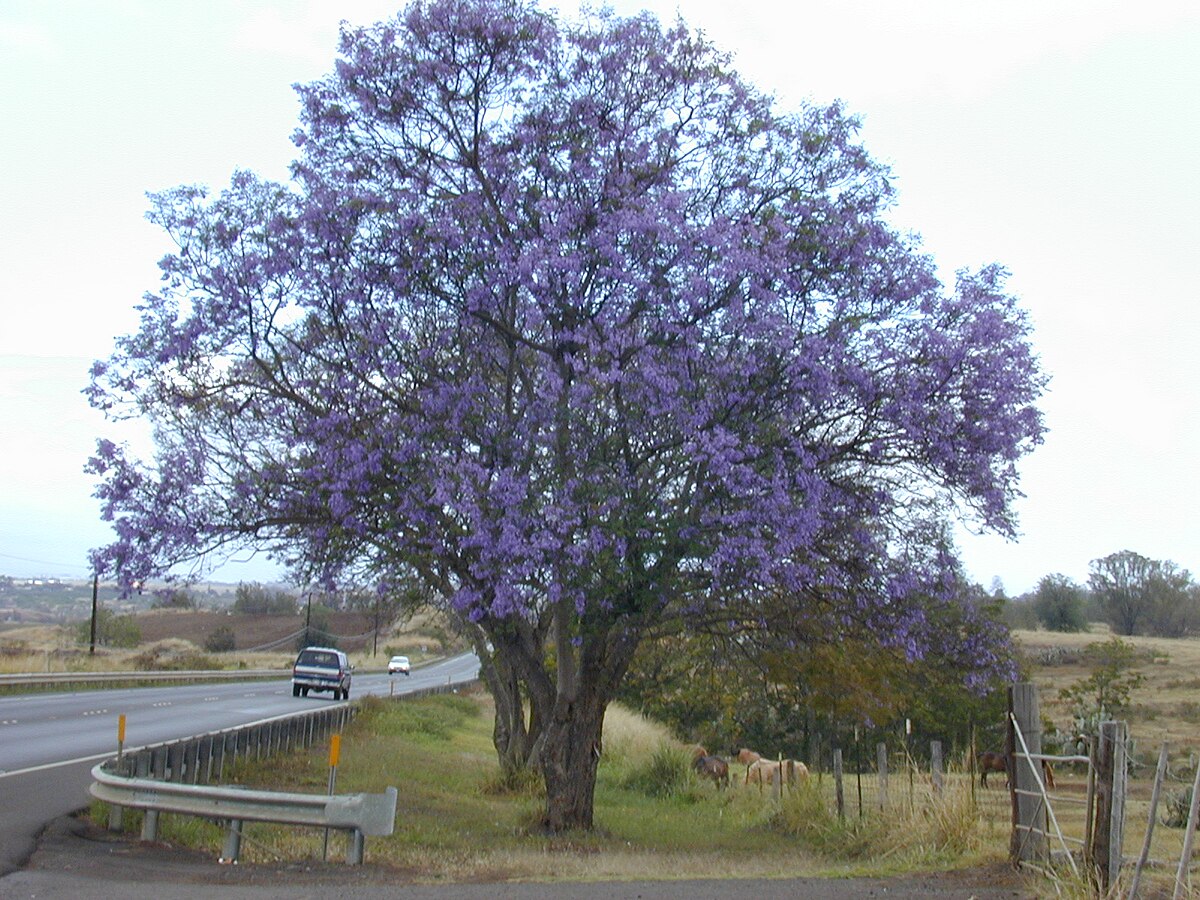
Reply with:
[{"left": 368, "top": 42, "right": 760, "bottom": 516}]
[{"left": 0, "top": 1, "right": 1197, "bottom": 595}]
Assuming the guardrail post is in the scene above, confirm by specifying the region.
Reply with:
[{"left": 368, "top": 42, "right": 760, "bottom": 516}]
[
  {"left": 185, "top": 740, "right": 199, "bottom": 783},
  {"left": 141, "top": 808, "right": 159, "bottom": 841},
  {"left": 200, "top": 736, "right": 213, "bottom": 784},
  {"left": 348, "top": 829, "right": 365, "bottom": 865},
  {"left": 107, "top": 802, "right": 123, "bottom": 831},
  {"left": 151, "top": 746, "right": 167, "bottom": 779},
  {"left": 221, "top": 819, "right": 242, "bottom": 864}
]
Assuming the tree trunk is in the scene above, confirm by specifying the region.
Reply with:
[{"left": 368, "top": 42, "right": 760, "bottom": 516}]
[
  {"left": 538, "top": 692, "right": 605, "bottom": 831},
  {"left": 473, "top": 635, "right": 541, "bottom": 774}
]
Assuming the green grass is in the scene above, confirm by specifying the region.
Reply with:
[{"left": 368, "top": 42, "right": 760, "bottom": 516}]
[{"left": 91, "top": 689, "right": 1015, "bottom": 884}]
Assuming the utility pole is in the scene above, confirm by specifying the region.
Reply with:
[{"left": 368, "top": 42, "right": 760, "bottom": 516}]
[
  {"left": 89, "top": 573, "right": 98, "bottom": 655},
  {"left": 372, "top": 593, "right": 380, "bottom": 657}
]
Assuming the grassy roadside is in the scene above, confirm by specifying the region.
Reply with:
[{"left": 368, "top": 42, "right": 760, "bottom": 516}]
[{"left": 98, "top": 688, "right": 1016, "bottom": 885}]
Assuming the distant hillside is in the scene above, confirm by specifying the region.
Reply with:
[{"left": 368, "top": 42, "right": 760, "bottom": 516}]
[{"left": 134, "top": 608, "right": 377, "bottom": 652}]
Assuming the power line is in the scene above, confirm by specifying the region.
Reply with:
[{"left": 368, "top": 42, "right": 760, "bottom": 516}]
[{"left": 0, "top": 551, "right": 91, "bottom": 571}]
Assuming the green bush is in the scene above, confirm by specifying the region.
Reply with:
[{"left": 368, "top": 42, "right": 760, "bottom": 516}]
[
  {"left": 203, "top": 625, "right": 237, "bottom": 652},
  {"left": 620, "top": 743, "right": 701, "bottom": 800},
  {"left": 74, "top": 609, "right": 141, "bottom": 648}
]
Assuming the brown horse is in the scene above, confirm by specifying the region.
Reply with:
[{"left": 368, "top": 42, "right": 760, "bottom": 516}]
[
  {"left": 691, "top": 746, "right": 730, "bottom": 789},
  {"left": 978, "top": 751, "right": 1008, "bottom": 787},
  {"left": 978, "top": 751, "right": 1056, "bottom": 789}
]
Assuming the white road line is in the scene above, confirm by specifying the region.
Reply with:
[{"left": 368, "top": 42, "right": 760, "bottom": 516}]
[{"left": 0, "top": 751, "right": 115, "bottom": 780}]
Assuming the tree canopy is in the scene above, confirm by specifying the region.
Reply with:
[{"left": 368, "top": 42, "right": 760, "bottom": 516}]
[{"left": 87, "top": 0, "right": 1045, "bottom": 830}]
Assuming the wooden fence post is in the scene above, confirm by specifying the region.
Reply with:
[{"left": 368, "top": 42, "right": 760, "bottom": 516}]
[
  {"left": 1091, "top": 720, "right": 1128, "bottom": 894},
  {"left": 1128, "top": 741, "right": 1168, "bottom": 900},
  {"left": 1008, "top": 683, "right": 1047, "bottom": 866},
  {"left": 877, "top": 742, "right": 888, "bottom": 810},
  {"left": 833, "top": 749, "right": 845, "bottom": 821},
  {"left": 931, "top": 741, "right": 943, "bottom": 795},
  {"left": 1172, "top": 753, "right": 1200, "bottom": 900}
]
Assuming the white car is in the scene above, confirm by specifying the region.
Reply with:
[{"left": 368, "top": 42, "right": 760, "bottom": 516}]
[{"left": 387, "top": 655, "right": 411, "bottom": 675}]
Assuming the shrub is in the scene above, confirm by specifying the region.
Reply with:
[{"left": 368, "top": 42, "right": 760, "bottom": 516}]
[
  {"left": 620, "top": 743, "right": 700, "bottom": 800},
  {"left": 203, "top": 625, "right": 237, "bottom": 652},
  {"left": 1032, "top": 574, "right": 1088, "bottom": 632},
  {"left": 130, "top": 642, "right": 219, "bottom": 671},
  {"left": 74, "top": 609, "right": 141, "bottom": 648},
  {"left": 1164, "top": 786, "right": 1194, "bottom": 828}
]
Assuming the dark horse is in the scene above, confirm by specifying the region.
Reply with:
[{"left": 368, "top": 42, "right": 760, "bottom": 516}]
[
  {"left": 978, "top": 751, "right": 1008, "bottom": 787},
  {"left": 691, "top": 747, "right": 731, "bottom": 789},
  {"left": 978, "top": 751, "right": 1055, "bottom": 789}
]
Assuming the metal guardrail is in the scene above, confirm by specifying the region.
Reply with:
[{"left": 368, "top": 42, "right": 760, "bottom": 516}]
[
  {"left": 0, "top": 668, "right": 288, "bottom": 687},
  {"left": 90, "top": 764, "right": 397, "bottom": 865},
  {"left": 88, "top": 680, "right": 477, "bottom": 865}
]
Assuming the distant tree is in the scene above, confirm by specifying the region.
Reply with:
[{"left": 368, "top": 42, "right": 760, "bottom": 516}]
[
  {"left": 1032, "top": 573, "right": 1087, "bottom": 632},
  {"left": 1090, "top": 551, "right": 1157, "bottom": 636},
  {"left": 152, "top": 587, "right": 198, "bottom": 610},
  {"left": 1001, "top": 591, "right": 1039, "bottom": 631},
  {"left": 86, "top": 0, "right": 1046, "bottom": 831},
  {"left": 233, "top": 582, "right": 297, "bottom": 615},
  {"left": 1142, "top": 562, "right": 1200, "bottom": 638},
  {"left": 1090, "top": 551, "right": 1199, "bottom": 637}
]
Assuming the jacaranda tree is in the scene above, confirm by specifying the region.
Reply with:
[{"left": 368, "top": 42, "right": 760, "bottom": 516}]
[{"left": 87, "top": 0, "right": 1046, "bottom": 830}]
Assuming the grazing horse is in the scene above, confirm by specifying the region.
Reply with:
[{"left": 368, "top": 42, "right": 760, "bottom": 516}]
[
  {"left": 736, "top": 747, "right": 761, "bottom": 783},
  {"left": 978, "top": 751, "right": 1056, "bottom": 789},
  {"left": 691, "top": 746, "right": 730, "bottom": 789},
  {"left": 746, "top": 757, "right": 809, "bottom": 789}
]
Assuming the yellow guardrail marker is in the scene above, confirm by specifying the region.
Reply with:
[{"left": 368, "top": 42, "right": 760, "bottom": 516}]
[
  {"left": 324, "top": 734, "right": 342, "bottom": 861},
  {"left": 117, "top": 713, "right": 127, "bottom": 759}
]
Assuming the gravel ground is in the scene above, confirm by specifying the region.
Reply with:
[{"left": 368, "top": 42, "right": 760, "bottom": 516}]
[{"left": 0, "top": 815, "right": 1037, "bottom": 900}]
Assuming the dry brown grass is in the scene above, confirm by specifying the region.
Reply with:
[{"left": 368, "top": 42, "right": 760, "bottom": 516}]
[
  {"left": 0, "top": 608, "right": 450, "bottom": 674},
  {"left": 1013, "top": 627, "right": 1200, "bottom": 773}
]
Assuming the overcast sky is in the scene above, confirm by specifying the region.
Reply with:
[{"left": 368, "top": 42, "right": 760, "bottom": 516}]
[{"left": 0, "top": 1, "right": 1196, "bottom": 595}]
